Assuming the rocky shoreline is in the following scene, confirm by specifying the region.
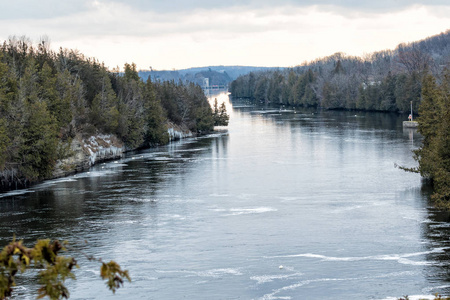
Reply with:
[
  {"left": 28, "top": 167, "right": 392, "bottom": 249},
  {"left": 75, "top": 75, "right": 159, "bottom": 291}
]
[{"left": 0, "top": 123, "right": 193, "bottom": 193}]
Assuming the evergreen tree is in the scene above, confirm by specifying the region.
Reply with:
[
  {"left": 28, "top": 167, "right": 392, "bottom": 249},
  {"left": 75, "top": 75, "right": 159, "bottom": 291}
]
[
  {"left": 333, "top": 59, "right": 345, "bottom": 75},
  {"left": 379, "top": 72, "right": 397, "bottom": 111},
  {"left": 247, "top": 72, "right": 256, "bottom": 99},
  {"left": 212, "top": 99, "right": 229, "bottom": 126},
  {"left": 19, "top": 101, "right": 59, "bottom": 180},
  {"left": 124, "top": 62, "right": 140, "bottom": 82},
  {"left": 195, "top": 106, "right": 214, "bottom": 132},
  {"left": 268, "top": 71, "right": 283, "bottom": 104},
  {"left": 254, "top": 76, "right": 268, "bottom": 103},
  {"left": 39, "top": 62, "right": 72, "bottom": 130},
  {"left": 302, "top": 69, "right": 318, "bottom": 107},
  {"left": 0, "top": 118, "right": 9, "bottom": 169},
  {"left": 395, "top": 72, "right": 421, "bottom": 112},
  {"left": 54, "top": 69, "right": 74, "bottom": 130},
  {"left": 89, "top": 71, "right": 119, "bottom": 133},
  {"left": 356, "top": 85, "right": 366, "bottom": 110},
  {"left": 218, "top": 102, "right": 229, "bottom": 126},
  {"left": 212, "top": 98, "right": 219, "bottom": 121},
  {"left": 417, "top": 74, "right": 441, "bottom": 147},
  {"left": 0, "top": 57, "right": 14, "bottom": 169},
  {"left": 0, "top": 53, "right": 16, "bottom": 115},
  {"left": 143, "top": 78, "right": 169, "bottom": 145},
  {"left": 18, "top": 59, "right": 39, "bottom": 105},
  {"left": 414, "top": 71, "right": 450, "bottom": 206},
  {"left": 293, "top": 75, "right": 307, "bottom": 106},
  {"left": 186, "top": 83, "right": 214, "bottom": 132}
]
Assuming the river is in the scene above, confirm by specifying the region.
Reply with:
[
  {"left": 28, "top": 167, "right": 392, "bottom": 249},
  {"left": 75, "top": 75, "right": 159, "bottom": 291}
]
[{"left": 1, "top": 92, "right": 449, "bottom": 300}]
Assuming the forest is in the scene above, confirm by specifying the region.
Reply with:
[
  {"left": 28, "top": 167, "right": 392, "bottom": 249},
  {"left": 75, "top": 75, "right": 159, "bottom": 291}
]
[
  {"left": 230, "top": 30, "right": 449, "bottom": 113},
  {"left": 0, "top": 37, "right": 225, "bottom": 186}
]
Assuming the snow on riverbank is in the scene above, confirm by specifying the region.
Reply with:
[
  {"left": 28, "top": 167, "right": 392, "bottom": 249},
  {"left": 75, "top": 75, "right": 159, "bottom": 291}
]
[{"left": 53, "top": 134, "right": 125, "bottom": 178}]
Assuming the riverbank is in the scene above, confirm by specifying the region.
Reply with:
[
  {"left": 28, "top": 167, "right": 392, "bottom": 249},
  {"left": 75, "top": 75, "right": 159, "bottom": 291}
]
[{"left": 0, "top": 123, "right": 194, "bottom": 193}]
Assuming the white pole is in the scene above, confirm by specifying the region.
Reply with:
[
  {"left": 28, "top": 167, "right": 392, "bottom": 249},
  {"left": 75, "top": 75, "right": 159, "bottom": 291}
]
[{"left": 410, "top": 101, "right": 413, "bottom": 122}]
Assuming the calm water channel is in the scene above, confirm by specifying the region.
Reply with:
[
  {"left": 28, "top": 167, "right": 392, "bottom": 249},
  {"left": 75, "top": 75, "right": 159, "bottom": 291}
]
[{"left": 1, "top": 92, "right": 450, "bottom": 300}]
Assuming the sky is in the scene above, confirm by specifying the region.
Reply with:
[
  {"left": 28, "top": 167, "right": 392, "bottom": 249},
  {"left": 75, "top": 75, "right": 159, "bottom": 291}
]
[{"left": 0, "top": 0, "right": 449, "bottom": 71}]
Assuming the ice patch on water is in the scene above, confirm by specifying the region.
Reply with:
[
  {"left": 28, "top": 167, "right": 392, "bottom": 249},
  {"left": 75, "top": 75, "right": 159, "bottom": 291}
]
[
  {"left": 26, "top": 177, "right": 78, "bottom": 191},
  {"left": 429, "top": 223, "right": 450, "bottom": 228},
  {"left": 72, "top": 169, "right": 117, "bottom": 178},
  {"left": 85, "top": 268, "right": 101, "bottom": 276},
  {"left": 277, "top": 196, "right": 302, "bottom": 202},
  {"left": 272, "top": 160, "right": 307, "bottom": 166},
  {"left": 260, "top": 277, "right": 349, "bottom": 300},
  {"left": 104, "top": 163, "right": 128, "bottom": 168},
  {"left": 423, "top": 285, "right": 450, "bottom": 293},
  {"left": 329, "top": 204, "right": 364, "bottom": 213},
  {"left": 130, "top": 274, "right": 158, "bottom": 281},
  {"left": 260, "top": 271, "right": 420, "bottom": 300},
  {"left": 232, "top": 105, "right": 254, "bottom": 108},
  {"left": 225, "top": 207, "right": 277, "bottom": 216},
  {"left": 419, "top": 285, "right": 450, "bottom": 299},
  {"left": 421, "top": 218, "right": 434, "bottom": 223},
  {"left": 109, "top": 220, "right": 139, "bottom": 225},
  {"left": 0, "top": 189, "right": 34, "bottom": 198},
  {"left": 121, "top": 196, "right": 158, "bottom": 203},
  {"left": 157, "top": 268, "right": 242, "bottom": 279},
  {"left": 0, "top": 211, "right": 27, "bottom": 217},
  {"left": 402, "top": 215, "right": 429, "bottom": 222},
  {"left": 251, "top": 272, "right": 303, "bottom": 284},
  {"left": 211, "top": 206, "right": 277, "bottom": 216},
  {"left": 266, "top": 248, "right": 446, "bottom": 265},
  {"left": 204, "top": 132, "right": 228, "bottom": 138},
  {"left": 53, "top": 177, "right": 77, "bottom": 183},
  {"left": 160, "top": 214, "right": 187, "bottom": 221},
  {"left": 209, "top": 193, "right": 230, "bottom": 197},
  {"left": 383, "top": 296, "right": 441, "bottom": 300},
  {"left": 251, "top": 110, "right": 280, "bottom": 114},
  {"left": 197, "top": 268, "right": 243, "bottom": 278},
  {"left": 150, "top": 156, "right": 174, "bottom": 161},
  {"left": 397, "top": 258, "right": 432, "bottom": 266}
]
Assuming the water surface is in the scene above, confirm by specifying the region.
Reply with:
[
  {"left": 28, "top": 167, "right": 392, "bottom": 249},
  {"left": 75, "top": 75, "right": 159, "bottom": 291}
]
[{"left": 1, "top": 93, "right": 449, "bottom": 300}]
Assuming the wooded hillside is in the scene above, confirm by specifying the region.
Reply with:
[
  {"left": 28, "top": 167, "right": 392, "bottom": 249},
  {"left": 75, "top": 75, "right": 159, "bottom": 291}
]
[
  {"left": 0, "top": 37, "right": 215, "bottom": 185},
  {"left": 230, "top": 30, "right": 449, "bottom": 113}
]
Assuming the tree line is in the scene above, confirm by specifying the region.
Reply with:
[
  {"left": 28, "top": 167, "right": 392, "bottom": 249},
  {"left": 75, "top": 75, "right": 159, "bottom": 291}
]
[
  {"left": 0, "top": 37, "right": 226, "bottom": 184},
  {"left": 230, "top": 30, "right": 450, "bottom": 206},
  {"left": 412, "top": 70, "right": 450, "bottom": 208},
  {"left": 230, "top": 30, "right": 449, "bottom": 114}
]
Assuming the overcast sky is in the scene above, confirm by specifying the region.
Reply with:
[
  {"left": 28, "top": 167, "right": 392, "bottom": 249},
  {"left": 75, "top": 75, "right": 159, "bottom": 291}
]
[{"left": 0, "top": 0, "right": 448, "bottom": 70}]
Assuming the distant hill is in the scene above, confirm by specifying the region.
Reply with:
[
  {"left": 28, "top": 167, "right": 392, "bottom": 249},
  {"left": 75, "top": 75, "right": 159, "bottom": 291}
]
[
  {"left": 139, "top": 66, "right": 278, "bottom": 88},
  {"left": 229, "top": 29, "right": 449, "bottom": 112}
]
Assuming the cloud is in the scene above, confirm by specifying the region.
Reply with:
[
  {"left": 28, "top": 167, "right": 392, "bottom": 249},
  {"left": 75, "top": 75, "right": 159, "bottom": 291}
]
[
  {"left": 0, "top": 0, "right": 448, "bottom": 70},
  {"left": 1, "top": 0, "right": 448, "bottom": 21},
  {"left": 94, "top": 0, "right": 450, "bottom": 14},
  {"left": 1, "top": 2, "right": 293, "bottom": 41},
  {"left": 0, "top": 0, "right": 90, "bottom": 20}
]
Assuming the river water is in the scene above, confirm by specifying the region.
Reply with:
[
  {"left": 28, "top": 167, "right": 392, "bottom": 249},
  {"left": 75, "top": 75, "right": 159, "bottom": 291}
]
[{"left": 1, "top": 92, "right": 450, "bottom": 300}]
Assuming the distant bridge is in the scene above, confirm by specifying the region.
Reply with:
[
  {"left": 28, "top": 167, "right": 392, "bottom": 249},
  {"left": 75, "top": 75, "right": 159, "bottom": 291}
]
[{"left": 202, "top": 85, "right": 227, "bottom": 90}]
